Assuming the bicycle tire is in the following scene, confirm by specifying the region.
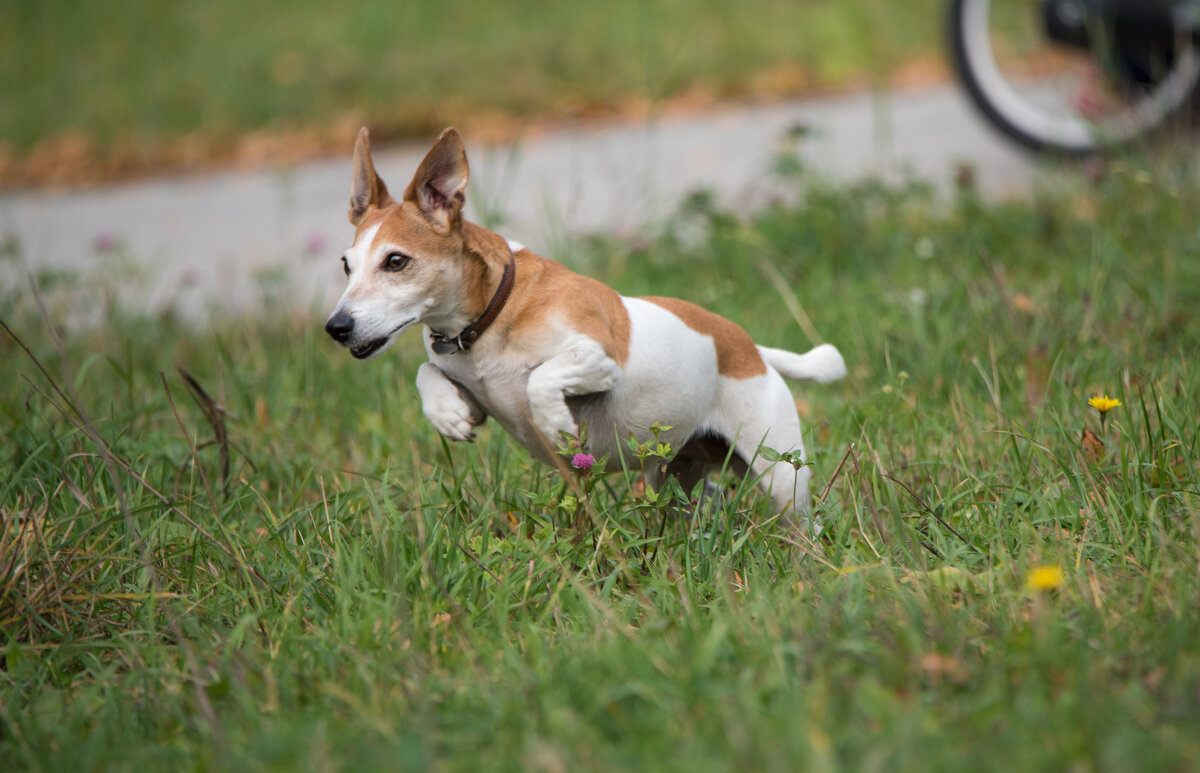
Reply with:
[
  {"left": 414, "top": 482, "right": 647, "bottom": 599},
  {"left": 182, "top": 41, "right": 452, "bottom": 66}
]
[{"left": 947, "top": 0, "right": 1200, "bottom": 154}]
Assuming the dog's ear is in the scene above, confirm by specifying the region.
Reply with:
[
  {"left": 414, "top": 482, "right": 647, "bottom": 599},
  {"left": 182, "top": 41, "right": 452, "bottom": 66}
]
[
  {"left": 404, "top": 127, "right": 469, "bottom": 234},
  {"left": 349, "top": 127, "right": 393, "bottom": 226}
]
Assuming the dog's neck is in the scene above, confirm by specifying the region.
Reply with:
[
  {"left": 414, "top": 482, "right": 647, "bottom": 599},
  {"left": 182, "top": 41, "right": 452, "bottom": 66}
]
[{"left": 425, "top": 221, "right": 516, "bottom": 344}]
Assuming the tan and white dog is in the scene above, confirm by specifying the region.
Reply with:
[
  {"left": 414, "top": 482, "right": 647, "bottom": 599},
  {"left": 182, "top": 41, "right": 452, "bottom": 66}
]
[{"left": 326, "top": 127, "right": 845, "bottom": 519}]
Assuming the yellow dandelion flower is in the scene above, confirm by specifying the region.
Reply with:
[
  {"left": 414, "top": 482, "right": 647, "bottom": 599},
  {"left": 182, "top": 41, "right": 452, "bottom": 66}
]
[
  {"left": 1088, "top": 394, "right": 1122, "bottom": 429},
  {"left": 1025, "top": 564, "right": 1064, "bottom": 592}
]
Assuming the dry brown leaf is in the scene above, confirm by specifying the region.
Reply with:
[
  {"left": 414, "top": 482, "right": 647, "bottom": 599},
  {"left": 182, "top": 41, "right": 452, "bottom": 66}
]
[
  {"left": 1081, "top": 427, "right": 1106, "bottom": 462},
  {"left": 1025, "top": 347, "right": 1049, "bottom": 406},
  {"left": 919, "top": 652, "right": 968, "bottom": 683}
]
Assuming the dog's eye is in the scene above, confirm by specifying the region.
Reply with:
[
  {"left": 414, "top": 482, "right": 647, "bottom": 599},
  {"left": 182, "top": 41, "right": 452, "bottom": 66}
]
[
  {"left": 384, "top": 252, "right": 413, "bottom": 272},
  {"left": 340, "top": 256, "right": 351, "bottom": 276}
]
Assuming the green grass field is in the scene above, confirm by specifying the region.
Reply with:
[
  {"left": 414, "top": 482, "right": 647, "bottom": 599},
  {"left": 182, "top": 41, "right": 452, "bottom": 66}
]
[
  {"left": 0, "top": 0, "right": 941, "bottom": 177},
  {"left": 3, "top": 154, "right": 1200, "bottom": 770}
]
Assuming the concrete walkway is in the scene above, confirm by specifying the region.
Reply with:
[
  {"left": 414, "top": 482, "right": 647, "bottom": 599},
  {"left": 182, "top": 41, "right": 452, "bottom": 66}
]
[{"left": 0, "top": 84, "right": 1039, "bottom": 320}]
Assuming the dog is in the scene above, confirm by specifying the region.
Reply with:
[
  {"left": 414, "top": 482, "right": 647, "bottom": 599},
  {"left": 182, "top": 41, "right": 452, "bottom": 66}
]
[{"left": 325, "top": 127, "right": 845, "bottom": 520}]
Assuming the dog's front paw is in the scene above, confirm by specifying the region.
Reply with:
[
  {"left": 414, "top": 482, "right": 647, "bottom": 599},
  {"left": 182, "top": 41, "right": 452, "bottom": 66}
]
[
  {"left": 423, "top": 396, "right": 477, "bottom": 442},
  {"left": 416, "top": 362, "right": 481, "bottom": 442}
]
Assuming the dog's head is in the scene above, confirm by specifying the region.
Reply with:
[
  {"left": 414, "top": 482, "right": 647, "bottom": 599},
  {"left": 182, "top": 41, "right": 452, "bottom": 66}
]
[{"left": 325, "top": 127, "right": 474, "bottom": 359}]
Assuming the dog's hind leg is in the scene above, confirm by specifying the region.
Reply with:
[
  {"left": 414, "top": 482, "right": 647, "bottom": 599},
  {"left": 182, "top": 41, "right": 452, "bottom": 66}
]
[
  {"left": 663, "top": 432, "right": 749, "bottom": 507},
  {"left": 713, "top": 371, "right": 815, "bottom": 526}
]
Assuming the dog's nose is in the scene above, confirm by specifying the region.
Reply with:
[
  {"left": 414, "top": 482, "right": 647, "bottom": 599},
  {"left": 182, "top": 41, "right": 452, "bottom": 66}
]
[{"left": 325, "top": 310, "right": 355, "bottom": 343}]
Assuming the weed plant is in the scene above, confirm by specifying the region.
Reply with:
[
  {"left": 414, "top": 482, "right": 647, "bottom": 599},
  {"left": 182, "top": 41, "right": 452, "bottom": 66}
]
[{"left": 2, "top": 157, "right": 1199, "bottom": 771}]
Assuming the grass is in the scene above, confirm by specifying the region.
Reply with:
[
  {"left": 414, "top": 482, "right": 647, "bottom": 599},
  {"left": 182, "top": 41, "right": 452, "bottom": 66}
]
[
  {"left": 0, "top": 0, "right": 941, "bottom": 181},
  {"left": 2, "top": 152, "right": 1200, "bottom": 771}
]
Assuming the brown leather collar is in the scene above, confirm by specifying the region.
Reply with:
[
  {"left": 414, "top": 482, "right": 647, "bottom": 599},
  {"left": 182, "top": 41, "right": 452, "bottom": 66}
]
[{"left": 429, "top": 248, "right": 517, "bottom": 355}]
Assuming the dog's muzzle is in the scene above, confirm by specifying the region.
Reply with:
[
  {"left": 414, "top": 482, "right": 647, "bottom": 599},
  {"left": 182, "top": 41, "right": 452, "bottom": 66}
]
[{"left": 324, "top": 310, "right": 408, "bottom": 359}]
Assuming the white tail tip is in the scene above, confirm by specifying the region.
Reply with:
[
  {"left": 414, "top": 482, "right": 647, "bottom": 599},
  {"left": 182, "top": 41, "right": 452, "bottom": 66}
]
[{"left": 760, "top": 343, "right": 846, "bottom": 383}]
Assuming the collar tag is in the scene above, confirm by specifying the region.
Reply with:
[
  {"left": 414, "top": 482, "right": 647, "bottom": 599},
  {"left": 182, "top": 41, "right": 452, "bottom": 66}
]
[{"left": 430, "top": 335, "right": 463, "bottom": 355}]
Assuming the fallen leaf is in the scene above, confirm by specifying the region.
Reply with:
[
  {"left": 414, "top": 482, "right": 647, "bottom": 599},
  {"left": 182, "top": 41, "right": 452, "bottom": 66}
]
[
  {"left": 919, "top": 652, "right": 968, "bottom": 683},
  {"left": 1012, "top": 293, "right": 1035, "bottom": 313},
  {"left": 1081, "top": 427, "right": 1105, "bottom": 462},
  {"left": 1025, "top": 347, "right": 1049, "bottom": 406}
]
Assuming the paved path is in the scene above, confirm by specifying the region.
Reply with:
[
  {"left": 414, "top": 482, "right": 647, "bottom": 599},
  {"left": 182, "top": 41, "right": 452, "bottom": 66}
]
[{"left": 0, "top": 84, "right": 1040, "bottom": 320}]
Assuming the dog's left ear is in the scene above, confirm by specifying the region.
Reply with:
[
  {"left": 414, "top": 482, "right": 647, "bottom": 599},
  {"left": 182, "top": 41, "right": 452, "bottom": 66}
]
[
  {"left": 405, "top": 127, "right": 469, "bottom": 234},
  {"left": 349, "top": 127, "right": 394, "bottom": 226}
]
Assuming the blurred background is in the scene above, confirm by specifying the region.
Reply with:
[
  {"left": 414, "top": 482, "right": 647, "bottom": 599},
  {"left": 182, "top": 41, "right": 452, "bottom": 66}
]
[
  {"left": 0, "top": 0, "right": 1062, "bottom": 322},
  {"left": 0, "top": 0, "right": 943, "bottom": 186}
]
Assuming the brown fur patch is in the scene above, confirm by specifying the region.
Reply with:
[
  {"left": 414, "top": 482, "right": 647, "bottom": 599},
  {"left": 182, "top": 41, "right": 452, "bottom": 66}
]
[
  {"left": 503, "top": 251, "right": 632, "bottom": 365},
  {"left": 356, "top": 202, "right": 494, "bottom": 306},
  {"left": 461, "top": 221, "right": 516, "bottom": 314},
  {"left": 641, "top": 296, "right": 766, "bottom": 379}
]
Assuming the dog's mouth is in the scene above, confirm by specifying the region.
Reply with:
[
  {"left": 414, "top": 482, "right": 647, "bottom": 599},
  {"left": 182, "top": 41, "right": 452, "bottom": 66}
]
[
  {"left": 346, "top": 318, "right": 417, "bottom": 360},
  {"left": 350, "top": 338, "right": 388, "bottom": 360}
]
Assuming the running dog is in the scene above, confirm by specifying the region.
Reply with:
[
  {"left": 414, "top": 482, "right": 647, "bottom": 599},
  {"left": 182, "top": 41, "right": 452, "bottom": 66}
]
[{"left": 325, "top": 128, "right": 845, "bottom": 518}]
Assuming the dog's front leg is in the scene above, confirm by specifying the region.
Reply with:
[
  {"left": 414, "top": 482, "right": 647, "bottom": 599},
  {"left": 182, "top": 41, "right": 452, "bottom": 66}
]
[
  {"left": 526, "top": 341, "right": 619, "bottom": 449},
  {"left": 416, "top": 362, "right": 487, "bottom": 441}
]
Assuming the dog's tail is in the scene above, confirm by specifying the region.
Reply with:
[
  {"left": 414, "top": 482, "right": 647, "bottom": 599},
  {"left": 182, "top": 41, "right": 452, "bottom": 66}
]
[{"left": 758, "top": 343, "right": 846, "bottom": 384}]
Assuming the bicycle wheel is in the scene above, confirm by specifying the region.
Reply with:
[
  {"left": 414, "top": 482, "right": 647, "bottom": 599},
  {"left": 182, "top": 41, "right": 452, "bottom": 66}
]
[{"left": 948, "top": 0, "right": 1200, "bottom": 154}]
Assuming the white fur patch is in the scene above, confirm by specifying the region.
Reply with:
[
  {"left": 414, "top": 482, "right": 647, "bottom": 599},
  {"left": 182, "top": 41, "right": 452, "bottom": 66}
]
[
  {"left": 757, "top": 344, "right": 846, "bottom": 383},
  {"left": 608, "top": 297, "right": 721, "bottom": 449},
  {"left": 343, "top": 223, "right": 381, "bottom": 276}
]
